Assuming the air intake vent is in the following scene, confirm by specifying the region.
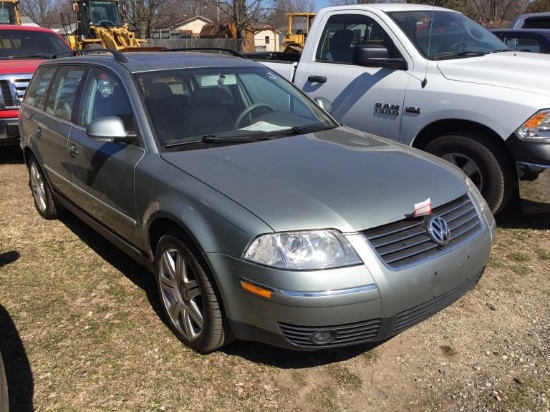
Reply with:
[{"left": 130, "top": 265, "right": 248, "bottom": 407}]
[
  {"left": 0, "top": 75, "right": 32, "bottom": 109},
  {"left": 364, "top": 195, "right": 482, "bottom": 269},
  {"left": 278, "top": 318, "right": 381, "bottom": 348}
]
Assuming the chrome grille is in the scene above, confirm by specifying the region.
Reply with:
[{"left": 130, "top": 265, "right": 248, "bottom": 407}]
[
  {"left": 0, "top": 75, "right": 32, "bottom": 109},
  {"left": 278, "top": 318, "right": 381, "bottom": 348},
  {"left": 391, "top": 270, "right": 482, "bottom": 335},
  {"left": 363, "top": 195, "right": 482, "bottom": 269}
]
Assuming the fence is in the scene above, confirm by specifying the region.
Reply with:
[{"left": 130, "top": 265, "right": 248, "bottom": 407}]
[{"left": 146, "top": 38, "right": 243, "bottom": 51}]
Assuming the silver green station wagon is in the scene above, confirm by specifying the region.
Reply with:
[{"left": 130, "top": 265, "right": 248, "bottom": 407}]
[{"left": 19, "top": 50, "right": 495, "bottom": 353}]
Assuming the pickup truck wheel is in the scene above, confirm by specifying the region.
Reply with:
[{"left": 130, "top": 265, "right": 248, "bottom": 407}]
[
  {"left": 155, "top": 232, "right": 231, "bottom": 354},
  {"left": 28, "top": 156, "right": 62, "bottom": 220},
  {"left": 425, "top": 133, "right": 514, "bottom": 214}
]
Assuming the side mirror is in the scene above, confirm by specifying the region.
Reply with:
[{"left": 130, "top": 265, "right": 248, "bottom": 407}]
[
  {"left": 314, "top": 96, "right": 332, "bottom": 113},
  {"left": 86, "top": 116, "right": 136, "bottom": 143},
  {"left": 353, "top": 44, "right": 407, "bottom": 70}
]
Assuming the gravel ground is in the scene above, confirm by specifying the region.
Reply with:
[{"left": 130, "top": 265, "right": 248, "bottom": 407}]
[{"left": 1, "top": 147, "right": 549, "bottom": 411}]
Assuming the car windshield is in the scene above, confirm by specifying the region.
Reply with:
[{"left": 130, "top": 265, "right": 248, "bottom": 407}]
[
  {"left": 136, "top": 66, "right": 337, "bottom": 149},
  {"left": 388, "top": 10, "right": 510, "bottom": 60},
  {"left": 0, "top": 30, "right": 70, "bottom": 59}
]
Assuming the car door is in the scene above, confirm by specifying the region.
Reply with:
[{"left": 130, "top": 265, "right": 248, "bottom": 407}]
[
  {"left": 67, "top": 67, "right": 144, "bottom": 244},
  {"left": 293, "top": 12, "right": 412, "bottom": 142},
  {"left": 24, "top": 65, "right": 86, "bottom": 197}
]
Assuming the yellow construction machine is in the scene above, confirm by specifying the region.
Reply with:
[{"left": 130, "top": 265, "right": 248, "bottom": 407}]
[
  {"left": 61, "top": 0, "right": 146, "bottom": 51},
  {"left": 281, "top": 12, "right": 315, "bottom": 53},
  {"left": 0, "top": 0, "right": 21, "bottom": 25}
]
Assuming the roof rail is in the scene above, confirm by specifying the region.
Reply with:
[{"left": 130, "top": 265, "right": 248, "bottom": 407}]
[{"left": 51, "top": 48, "right": 128, "bottom": 63}]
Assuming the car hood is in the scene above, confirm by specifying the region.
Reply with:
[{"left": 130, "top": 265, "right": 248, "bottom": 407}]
[
  {"left": 162, "top": 127, "right": 467, "bottom": 232},
  {"left": 437, "top": 52, "right": 550, "bottom": 97},
  {"left": 0, "top": 59, "right": 42, "bottom": 74}
]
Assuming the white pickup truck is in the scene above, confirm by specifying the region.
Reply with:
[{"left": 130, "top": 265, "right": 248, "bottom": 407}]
[{"left": 257, "top": 4, "right": 550, "bottom": 214}]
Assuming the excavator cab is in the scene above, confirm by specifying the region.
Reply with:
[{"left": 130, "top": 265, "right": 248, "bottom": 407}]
[
  {"left": 0, "top": 0, "right": 21, "bottom": 25},
  {"left": 61, "top": 0, "right": 145, "bottom": 51}
]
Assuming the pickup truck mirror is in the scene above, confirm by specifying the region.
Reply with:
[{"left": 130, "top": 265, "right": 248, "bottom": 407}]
[
  {"left": 353, "top": 44, "right": 407, "bottom": 70},
  {"left": 314, "top": 97, "right": 332, "bottom": 113},
  {"left": 86, "top": 116, "right": 137, "bottom": 144}
]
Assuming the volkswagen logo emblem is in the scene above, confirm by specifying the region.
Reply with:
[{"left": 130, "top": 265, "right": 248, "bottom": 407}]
[{"left": 425, "top": 215, "right": 451, "bottom": 246}]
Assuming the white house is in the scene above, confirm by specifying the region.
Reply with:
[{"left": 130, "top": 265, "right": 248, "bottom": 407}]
[{"left": 252, "top": 24, "right": 280, "bottom": 52}]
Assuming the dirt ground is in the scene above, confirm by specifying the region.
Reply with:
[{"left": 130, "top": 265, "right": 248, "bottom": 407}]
[{"left": 0, "top": 147, "right": 549, "bottom": 411}]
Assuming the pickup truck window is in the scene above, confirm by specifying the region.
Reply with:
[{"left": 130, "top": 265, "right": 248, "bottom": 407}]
[
  {"left": 388, "top": 10, "right": 508, "bottom": 59},
  {"left": 498, "top": 34, "right": 550, "bottom": 53},
  {"left": 317, "top": 14, "right": 399, "bottom": 63}
]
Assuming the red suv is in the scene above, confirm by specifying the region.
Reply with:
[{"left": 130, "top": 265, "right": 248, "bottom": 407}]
[{"left": 0, "top": 24, "right": 70, "bottom": 146}]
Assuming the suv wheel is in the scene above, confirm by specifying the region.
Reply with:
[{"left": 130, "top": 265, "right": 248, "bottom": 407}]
[
  {"left": 155, "top": 232, "right": 231, "bottom": 353},
  {"left": 28, "top": 156, "right": 62, "bottom": 219}
]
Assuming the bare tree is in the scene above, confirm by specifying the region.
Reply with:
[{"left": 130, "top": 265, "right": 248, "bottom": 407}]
[
  {"left": 525, "top": 0, "right": 550, "bottom": 13},
  {"left": 124, "top": 0, "right": 186, "bottom": 37},
  {"left": 19, "top": 0, "right": 62, "bottom": 26},
  {"left": 469, "top": 0, "right": 525, "bottom": 27}
]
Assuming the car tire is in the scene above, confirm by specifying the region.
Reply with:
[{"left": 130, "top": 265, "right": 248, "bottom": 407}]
[
  {"left": 155, "top": 231, "right": 231, "bottom": 354},
  {"left": 424, "top": 133, "right": 515, "bottom": 215},
  {"left": 28, "top": 156, "right": 62, "bottom": 220}
]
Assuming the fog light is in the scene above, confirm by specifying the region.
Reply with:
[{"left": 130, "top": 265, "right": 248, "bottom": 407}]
[{"left": 311, "top": 330, "right": 337, "bottom": 344}]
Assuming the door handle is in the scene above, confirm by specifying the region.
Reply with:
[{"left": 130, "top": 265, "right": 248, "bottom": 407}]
[
  {"left": 36, "top": 127, "right": 43, "bottom": 139},
  {"left": 308, "top": 75, "right": 327, "bottom": 83},
  {"left": 70, "top": 144, "right": 79, "bottom": 157}
]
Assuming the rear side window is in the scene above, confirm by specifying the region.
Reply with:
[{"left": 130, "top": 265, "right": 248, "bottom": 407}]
[
  {"left": 44, "top": 66, "right": 86, "bottom": 122},
  {"left": 24, "top": 66, "right": 57, "bottom": 109}
]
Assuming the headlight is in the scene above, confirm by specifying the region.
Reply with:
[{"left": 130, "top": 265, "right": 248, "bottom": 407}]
[
  {"left": 465, "top": 175, "right": 487, "bottom": 214},
  {"left": 465, "top": 176, "right": 496, "bottom": 240},
  {"left": 516, "top": 110, "right": 550, "bottom": 142},
  {"left": 243, "top": 230, "right": 362, "bottom": 270}
]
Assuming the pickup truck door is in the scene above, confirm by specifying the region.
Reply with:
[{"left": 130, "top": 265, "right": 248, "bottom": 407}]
[
  {"left": 293, "top": 12, "right": 413, "bottom": 142},
  {"left": 67, "top": 68, "right": 144, "bottom": 245}
]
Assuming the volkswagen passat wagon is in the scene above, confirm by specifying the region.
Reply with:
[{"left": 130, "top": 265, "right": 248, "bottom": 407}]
[{"left": 19, "top": 50, "right": 495, "bottom": 353}]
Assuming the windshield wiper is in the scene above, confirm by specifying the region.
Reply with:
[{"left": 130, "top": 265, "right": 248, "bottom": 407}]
[
  {"left": 164, "top": 124, "right": 336, "bottom": 149},
  {"left": 264, "top": 124, "right": 336, "bottom": 138},
  {"left": 7, "top": 53, "right": 52, "bottom": 59},
  {"left": 432, "top": 51, "right": 487, "bottom": 60},
  {"left": 165, "top": 134, "right": 271, "bottom": 148}
]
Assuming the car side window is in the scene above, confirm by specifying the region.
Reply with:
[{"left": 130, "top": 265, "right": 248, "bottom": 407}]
[
  {"left": 77, "top": 68, "right": 137, "bottom": 137},
  {"left": 24, "top": 66, "right": 57, "bottom": 110},
  {"left": 317, "top": 14, "right": 399, "bottom": 63},
  {"left": 505, "top": 36, "right": 548, "bottom": 53},
  {"left": 44, "top": 66, "right": 86, "bottom": 122}
]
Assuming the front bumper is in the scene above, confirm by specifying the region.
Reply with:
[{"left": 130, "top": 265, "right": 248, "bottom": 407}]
[
  {"left": 0, "top": 117, "right": 20, "bottom": 146},
  {"left": 517, "top": 162, "right": 550, "bottom": 213},
  {"left": 507, "top": 133, "right": 550, "bottom": 212},
  {"left": 207, "top": 201, "right": 494, "bottom": 351}
]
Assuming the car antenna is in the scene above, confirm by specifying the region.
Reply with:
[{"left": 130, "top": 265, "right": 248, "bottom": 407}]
[{"left": 422, "top": 1, "right": 436, "bottom": 89}]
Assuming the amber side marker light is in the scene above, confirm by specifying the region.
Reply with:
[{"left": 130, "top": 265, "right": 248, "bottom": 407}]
[
  {"left": 240, "top": 280, "right": 272, "bottom": 299},
  {"left": 524, "top": 112, "right": 546, "bottom": 128}
]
